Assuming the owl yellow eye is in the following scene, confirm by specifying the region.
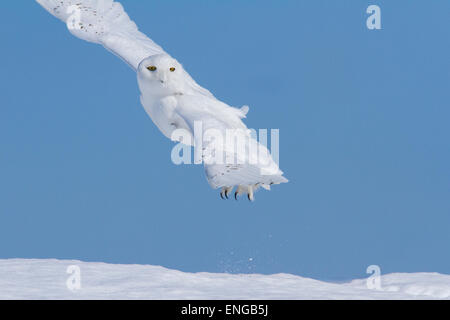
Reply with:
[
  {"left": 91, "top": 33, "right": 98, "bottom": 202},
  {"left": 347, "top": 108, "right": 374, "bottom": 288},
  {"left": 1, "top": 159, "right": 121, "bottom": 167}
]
[
  {"left": 169, "top": 67, "right": 176, "bottom": 72},
  {"left": 147, "top": 66, "right": 157, "bottom": 71}
]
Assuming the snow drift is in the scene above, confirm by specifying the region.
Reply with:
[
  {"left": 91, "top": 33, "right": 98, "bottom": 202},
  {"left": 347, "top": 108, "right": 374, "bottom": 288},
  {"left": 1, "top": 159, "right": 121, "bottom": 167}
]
[{"left": 0, "top": 259, "right": 449, "bottom": 299}]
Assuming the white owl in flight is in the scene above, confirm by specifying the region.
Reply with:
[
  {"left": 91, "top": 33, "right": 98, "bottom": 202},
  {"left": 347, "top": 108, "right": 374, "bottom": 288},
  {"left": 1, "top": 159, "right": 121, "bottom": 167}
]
[{"left": 36, "top": 0, "right": 288, "bottom": 201}]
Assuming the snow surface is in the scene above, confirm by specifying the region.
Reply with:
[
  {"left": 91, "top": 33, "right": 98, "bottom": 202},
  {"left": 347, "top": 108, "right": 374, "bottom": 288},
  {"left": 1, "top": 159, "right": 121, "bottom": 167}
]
[{"left": 0, "top": 259, "right": 449, "bottom": 299}]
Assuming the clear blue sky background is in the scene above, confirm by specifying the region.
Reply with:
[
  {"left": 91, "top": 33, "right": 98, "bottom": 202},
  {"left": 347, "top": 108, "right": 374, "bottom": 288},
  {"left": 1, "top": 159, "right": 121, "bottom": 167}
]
[{"left": 0, "top": 1, "right": 449, "bottom": 281}]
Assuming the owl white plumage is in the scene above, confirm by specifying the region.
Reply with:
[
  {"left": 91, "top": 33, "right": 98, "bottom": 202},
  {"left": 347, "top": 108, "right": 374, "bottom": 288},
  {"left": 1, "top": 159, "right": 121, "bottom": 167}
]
[{"left": 36, "top": 0, "right": 288, "bottom": 200}]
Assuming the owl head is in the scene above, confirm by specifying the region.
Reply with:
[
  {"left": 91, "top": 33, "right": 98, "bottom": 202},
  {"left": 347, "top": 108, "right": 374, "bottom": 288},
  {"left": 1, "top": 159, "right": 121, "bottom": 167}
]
[{"left": 138, "top": 54, "right": 187, "bottom": 96}]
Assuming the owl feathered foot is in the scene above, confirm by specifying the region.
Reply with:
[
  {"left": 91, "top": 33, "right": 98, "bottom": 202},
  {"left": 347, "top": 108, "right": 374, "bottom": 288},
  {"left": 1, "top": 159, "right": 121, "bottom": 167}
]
[
  {"left": 220, "top": 185, "right": 261, "bottom": 201},
  {"left": 220, "top": 187, "right": 233, "bottom": 200}
]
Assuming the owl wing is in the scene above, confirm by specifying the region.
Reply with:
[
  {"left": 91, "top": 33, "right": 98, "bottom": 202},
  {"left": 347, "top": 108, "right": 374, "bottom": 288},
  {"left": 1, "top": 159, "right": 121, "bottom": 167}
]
[
  {"left": 174, "top": 95, "right": 288, "bottom": 200},
  {"left": 36, "top": 0, "right": 165, "bottom": 71}
]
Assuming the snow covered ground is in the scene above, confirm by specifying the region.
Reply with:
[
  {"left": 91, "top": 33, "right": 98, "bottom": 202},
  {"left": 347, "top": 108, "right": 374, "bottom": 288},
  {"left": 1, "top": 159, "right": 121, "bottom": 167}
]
[{"left": 0, "top": 259, "right": 449, "bottom": 299}]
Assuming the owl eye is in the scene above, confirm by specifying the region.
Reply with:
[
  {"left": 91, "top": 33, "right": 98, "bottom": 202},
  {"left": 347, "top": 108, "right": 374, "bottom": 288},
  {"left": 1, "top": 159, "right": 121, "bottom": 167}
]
[
  {"left": 169, "top": 67, "right": 176, "bottom": 72},
  {"left": 147, "top": 66, "right": 157, "bottom": 71}
]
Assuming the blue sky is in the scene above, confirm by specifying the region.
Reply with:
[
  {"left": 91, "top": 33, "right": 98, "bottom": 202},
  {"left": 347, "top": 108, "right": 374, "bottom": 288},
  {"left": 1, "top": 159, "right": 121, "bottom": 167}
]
[{"left": 0, "top": 0, "right": 449, "bottom": 281}]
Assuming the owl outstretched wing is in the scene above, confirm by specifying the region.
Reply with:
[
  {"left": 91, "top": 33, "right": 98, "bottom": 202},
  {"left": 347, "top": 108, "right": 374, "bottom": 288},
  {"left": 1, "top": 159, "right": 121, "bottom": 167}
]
[{"left": 36, "top": 0, "right": 164, "bottom": 70}]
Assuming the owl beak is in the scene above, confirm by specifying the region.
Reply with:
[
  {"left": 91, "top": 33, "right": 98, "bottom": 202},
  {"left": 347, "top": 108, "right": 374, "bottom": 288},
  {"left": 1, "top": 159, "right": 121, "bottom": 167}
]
[{"left": 160, "top": 80, "right": 164, "bottom": 84}]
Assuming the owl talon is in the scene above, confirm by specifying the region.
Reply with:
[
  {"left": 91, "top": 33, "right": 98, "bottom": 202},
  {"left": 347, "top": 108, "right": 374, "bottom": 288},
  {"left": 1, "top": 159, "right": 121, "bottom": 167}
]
[
  {"left": 225, "top": 187, "right": 233, "bottom": 199},
  {"left": 220, "top": 187, "right": 227, "bottom": 200},
  {"left": 247, "top": 185, "right": 254, "bottom": 201}
]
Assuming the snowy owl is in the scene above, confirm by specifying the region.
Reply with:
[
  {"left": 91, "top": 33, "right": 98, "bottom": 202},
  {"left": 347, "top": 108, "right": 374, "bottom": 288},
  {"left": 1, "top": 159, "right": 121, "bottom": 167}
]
[{"left": 36, "top": 0, "right": 288, "bottom": 201}]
